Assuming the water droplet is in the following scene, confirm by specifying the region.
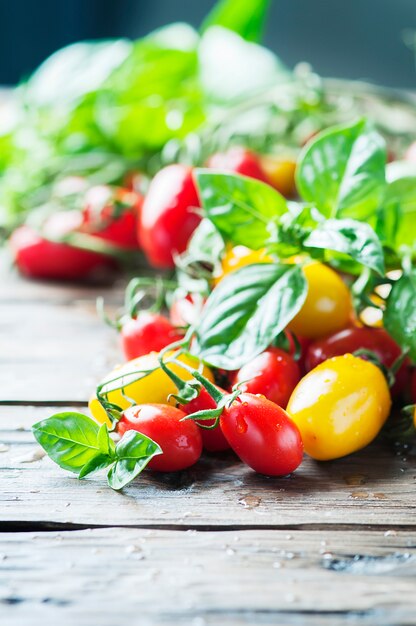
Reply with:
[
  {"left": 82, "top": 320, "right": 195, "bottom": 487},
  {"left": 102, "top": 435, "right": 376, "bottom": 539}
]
[
  {"left": 344, "top": 474, "right": 366, "bottom": 486},
  {"left": 384, "top": 530, "right": 397, "bottom": 537},
  {"left": 238, "top": 495, "right": 261, "bottom": 509}
]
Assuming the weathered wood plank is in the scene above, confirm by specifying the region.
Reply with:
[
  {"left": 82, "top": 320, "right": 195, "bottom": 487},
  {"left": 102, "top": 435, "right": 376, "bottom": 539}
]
[
  {"left": 0, "top": 299, "right": 121, "bottom": 401},
  {"left": 1, "top": 528, "right": 415, "bottom": 625},
  {"left": 1, "top": 406, "right": 415, "bottom": 529}
]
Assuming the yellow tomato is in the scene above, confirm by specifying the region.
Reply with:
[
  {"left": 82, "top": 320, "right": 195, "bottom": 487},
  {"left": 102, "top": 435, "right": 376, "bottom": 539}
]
[
  {"left": 89, "top": 351, "right": 214, "bottom": 425},
  {"left": 288, "top": 262, "right": 352, "bottom": 339},
  {"left": 214, "top": 246, "right": 272, "bottom": 286},
  {"left": 260, "top": 155, "right": 297, "bottom": 197},
  {"left": 286, "top": 354, "right": 391, "bottom": 460}
]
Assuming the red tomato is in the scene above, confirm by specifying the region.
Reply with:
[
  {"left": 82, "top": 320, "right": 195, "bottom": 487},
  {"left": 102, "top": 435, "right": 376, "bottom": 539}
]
[
  {"left": 231, "top": 348, "right": 301, "bottom": 409},
  {"left": 220, "top": 393, "right": 303, "bottom": 476},
  {"left": 179, "top": 387, "right": 230, "bottom": 452},
  {"left": 207, "top": 147, "right": 269, "bottom": 183},
  {"left": 138, "top": 165, "right": 201, "bottom": 268},
  {"left": 83, "top": 185, "right": 143, "bottom": 250},
  {"left": 10, "top": 212, "right": 110, "bottom": 281},
  {"left": 305, "top": 327, "right": 410, "bottom": 396},
  {"left": 117, "top": 404, "right": 202, "bottom": 472},
  {"left": 121, "top": 312, "right": 183, "bottom": 361}
]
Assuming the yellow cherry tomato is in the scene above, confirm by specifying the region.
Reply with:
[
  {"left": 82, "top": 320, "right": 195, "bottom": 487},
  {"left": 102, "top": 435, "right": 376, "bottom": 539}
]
[
  {"left": 89, "top": 351, "right": 214, "bottom": 425},
  {"left": 286, "top": 354, "right": 391, "bottom": 460},
  {"left": 260, "top": 156, "right": 297, "bottom": 197},
  {"left": 214, "top": 246, "right": 272, "bottom": 286},
  {"left": 288, "top": 262, "right": 352, "bottom": 339}
]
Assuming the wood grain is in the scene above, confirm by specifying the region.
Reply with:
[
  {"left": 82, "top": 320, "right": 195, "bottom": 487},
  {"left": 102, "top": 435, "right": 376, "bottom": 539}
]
[
  {"left": 1, "top": 406, "right": 415, "bottom": 530},
  {"left": 1, "top": 527, "right": 415, "bottom": 625}
]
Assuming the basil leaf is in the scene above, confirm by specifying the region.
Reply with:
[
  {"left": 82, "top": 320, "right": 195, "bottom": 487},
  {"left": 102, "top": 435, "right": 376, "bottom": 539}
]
[
  {"left": 296, "top": 119, "right": 386, "bottom": 221},
  {"left": 32, "top": 412, "right": 101, "bottom": 473},
  {"left": 194, "top": 263, "right": 307, "bottom": 369},
  {"left": 384, "top": 271, "right": 416, "bottom": 362},
  {"left": 303, "top": 218, "right": 385, "bottom": 275},
  {"left": 198, "top": 27, "right": 288, "bottom": 103},
  {"left": 78, "top": 453, "right": 114, "bottom": 480},
  {"left": 383, "top": 171, "right": 416, "bottom": 249},
  {"left": 107, "top": 430, "right": 162, "bottom": 490},
  {"left": 202, "top": 0, "right": 271, "bottom": 42},
  {"left": 187, "top": 218, "right": 225, "bottom": 264},
  {"left": 97, "top": 423, "right": 116, "bottom": 457},
  {"left": 195, "top": 170, "right": 287, "bottom": 249}
]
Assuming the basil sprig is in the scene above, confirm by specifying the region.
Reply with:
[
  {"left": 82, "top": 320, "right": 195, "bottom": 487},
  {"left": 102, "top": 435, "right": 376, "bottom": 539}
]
[
  {"left": 385, "top": 270, "right": 416, "bottom": 362},
  {"left": 193, "top": 118, "right": 415, "bottom": 367},
  {"left": 33, "top": 412, "right": 161, "bottom": 490}
]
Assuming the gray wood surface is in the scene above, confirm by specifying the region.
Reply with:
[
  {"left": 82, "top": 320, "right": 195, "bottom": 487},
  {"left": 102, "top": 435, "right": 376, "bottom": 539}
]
[{"left": 1, "top": 259, "right": 416, "bottom": 625}]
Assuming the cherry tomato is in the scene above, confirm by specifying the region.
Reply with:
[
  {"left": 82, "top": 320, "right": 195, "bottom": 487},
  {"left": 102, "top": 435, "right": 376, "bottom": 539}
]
[
  {"left": 138, "top": 164, "right": 201, "bottom": 268},
  {"left": 89, "top": 352, "right": 214, "bottom": 426},
  {"left": 231, "top": 348, "right": 301, "bottom": 408},
  {"left": 214, "top": 246, "right": 272, "bottom": 285},
  {"left": 10, "top": 212, "right": 110, "bottom": 281},
  {"left": 82, "top": 185, "right": 143, "bottom": 250},
  {"left": 117, "top": 404, "right": 202, "bottom": 472},
  {"left": 288, "top": 262, "right": 352, "bottom": 340},
  {"left": 207, "top": 147, "right": 269, "bottom": 183},
  {"left": 179, "top": 387, "right": 230, "bottom": 452},
  {"left": 259, "top": 156, "right": 297, "bottom": 197},
  {"left": 305, "top": 327, "right": 410, "bottom": 397},
  {"left": 287, "top": 354, "right": 391, "bottom": 460},
  {"left": 121, "top": 312, "right": 183, "bottom": 361},
  {"left": 220, "top": 393, "right": 303, "bottom": 475}
]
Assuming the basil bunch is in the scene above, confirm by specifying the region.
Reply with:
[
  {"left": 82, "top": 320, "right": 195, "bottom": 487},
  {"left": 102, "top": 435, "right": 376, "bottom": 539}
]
[{"left": 192, "top": 119, "right": 416, "bottom": 368}]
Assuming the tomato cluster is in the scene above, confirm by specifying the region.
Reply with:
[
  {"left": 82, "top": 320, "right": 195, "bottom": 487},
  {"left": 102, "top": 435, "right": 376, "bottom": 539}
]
[{"left": 10, "top": 148, "right": 296, "bottom": 280}]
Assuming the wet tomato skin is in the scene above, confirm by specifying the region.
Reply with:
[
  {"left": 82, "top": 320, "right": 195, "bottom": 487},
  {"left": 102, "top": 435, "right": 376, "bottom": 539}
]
[
  {"left": 231, "top": 348, "right": 301, "bottom": 408},
  {"left": 220, "top": 393, "right": 303, "bottom": 476},
  {"left": 121, "top": 312, "right": 183, "bottom": 361},
  {"left": 179, "top": 387, "right": 230, "bottom": 452},
  {"left": 117, "top": 404, "right": 202, "bottom": 472},
  {"left": 305, "top": 327, "right": 410, "bottom": 397}
]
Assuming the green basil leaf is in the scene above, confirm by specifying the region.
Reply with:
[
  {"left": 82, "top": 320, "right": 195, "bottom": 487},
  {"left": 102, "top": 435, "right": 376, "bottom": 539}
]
[
  {"left": 107, "top": 430, "right": 162, "bottom": 490},
  {"left": 194, "top": 263, "right": 307, "bottom": 369},
  {"left": 296, "top": 119, "right": 386, "bottom": 221},
  {"left": 97, "top": 423, "right": 116, "bottom": 457},
  {"left": 383, "top": 166, "right": 416, "bottom": 249},
  {"left": 187, "top": 218, "right": 225, "bottom": 263},
  {"left": 303, "top": 218, "right": 385, "bottom": 275},
  {"left": 201, "top": 0, "right": 271, "bottom": 43},
  {"left": 32, "top": 412, "right": 100, "bottom": 473},
  {"left": 384, "top": 271, "right": 416, "bottom": 362},
  {"left": 78, "top": 453, "right": 114, "bottom": 480},
  {"left": 195, "top": 170, "right": 287, "bottom": 249},
  {"left": 198, "top": 26, "right": 288, "bottom": 103}
]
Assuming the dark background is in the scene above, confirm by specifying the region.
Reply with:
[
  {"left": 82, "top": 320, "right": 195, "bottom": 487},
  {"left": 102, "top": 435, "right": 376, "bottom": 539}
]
[{"left": 0, "top": 0, "right": 415, "bottom": 88}]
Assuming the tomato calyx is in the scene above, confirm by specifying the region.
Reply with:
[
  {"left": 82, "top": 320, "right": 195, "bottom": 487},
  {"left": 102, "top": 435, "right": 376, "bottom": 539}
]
[{"left": 353, "top": 347, "right": 409, "bottom": 390}]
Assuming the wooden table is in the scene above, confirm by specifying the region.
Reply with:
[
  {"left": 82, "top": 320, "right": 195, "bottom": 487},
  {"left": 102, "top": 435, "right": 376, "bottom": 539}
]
[{"left": 1, "top": 260, "right": 415, "bottom": 626}]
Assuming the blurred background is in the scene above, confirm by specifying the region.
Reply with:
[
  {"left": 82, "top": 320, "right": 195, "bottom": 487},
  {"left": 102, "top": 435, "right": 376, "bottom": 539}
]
[{"left": 0, "top": 0, "right": 415, "bottom": 88}]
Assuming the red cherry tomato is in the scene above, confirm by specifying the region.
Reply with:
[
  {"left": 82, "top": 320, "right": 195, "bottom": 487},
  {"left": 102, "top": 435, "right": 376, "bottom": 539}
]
[
  {"left": 179, "top": 387, "right": 230, "bottom": 452},
  {"left": 138, "top": 164, "right": 201, "bottom": 268},
  {"left": 231, "top": 348, "right": 301, "bottom": 409},
  {"left": 305, "top": 327, "right": 410, "bottom": 397},
  {"left": 207, "top": 147, "right": 269, "bottom": 184},
  {"left": 10, "top": 212, "right": 110, "bottom": 281},
  {"left": 121, "top": 312, "right": 183, "bottom": 361},
  {"left": 220, "top": 393, "right": 303, "bottom": 476},
  {"left": 83, "top": 185, "right": 143, "bottom": 250},
  {"left": 117, "top": 404, "right": 202, "bottom": 472}
]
